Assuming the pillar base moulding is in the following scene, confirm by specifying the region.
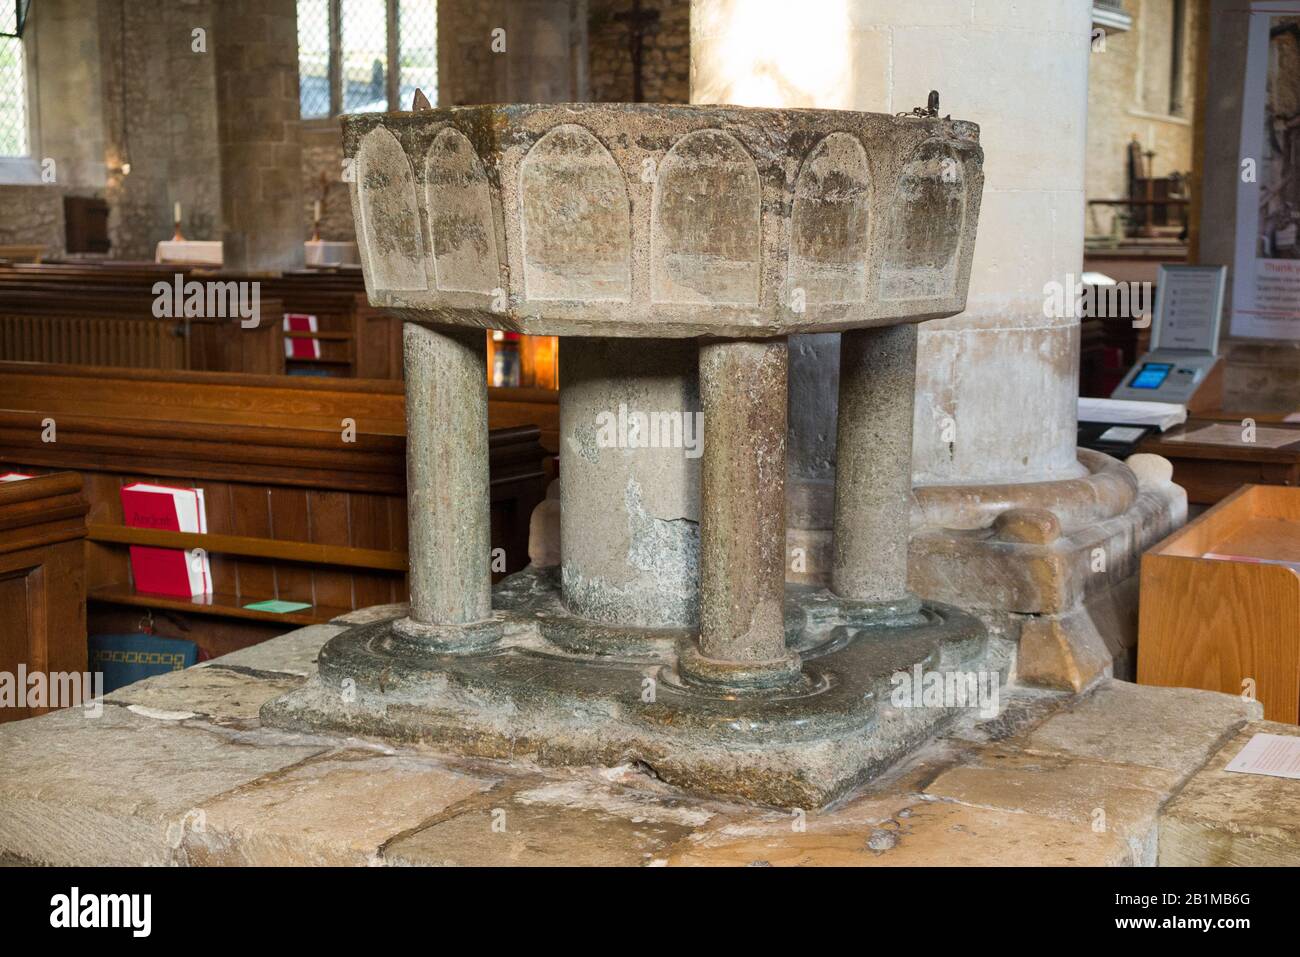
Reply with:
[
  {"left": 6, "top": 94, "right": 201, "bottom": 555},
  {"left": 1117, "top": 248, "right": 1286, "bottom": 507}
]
[{"left": 787, "top": 450, "right": 1188, "bottom": 692}]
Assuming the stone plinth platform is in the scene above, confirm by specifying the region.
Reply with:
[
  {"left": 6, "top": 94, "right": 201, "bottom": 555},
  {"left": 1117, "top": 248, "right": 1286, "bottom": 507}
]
[
  {"left": 261, "top": 571, "right": 990, "bottom": 808},
  {"left": 3, "top": 613, "right": 1291, "bottom": 867}
]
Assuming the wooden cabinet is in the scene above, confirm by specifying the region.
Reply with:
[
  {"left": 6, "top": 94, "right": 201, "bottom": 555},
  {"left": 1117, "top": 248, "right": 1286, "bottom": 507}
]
[
  {"left": 1138, "top": 485, "right": 1300, "bottom": 722},
  {"left": 0, "top": 472, "right": 89, "bottom": 723}
]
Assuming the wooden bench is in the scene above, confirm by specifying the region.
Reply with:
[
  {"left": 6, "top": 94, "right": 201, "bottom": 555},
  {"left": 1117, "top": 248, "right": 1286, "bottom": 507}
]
[
  {"left": 0, "top": 364, "right": 550, "bottom": 656},
  {"left": 0, "top": 282, "right": 285, "bottom": 375},
  {"left": 0, "top": 472, "right": 88, "bottom": 722},
  {"left": 0, "top": 263, "right": 394, "bottom": 378}
]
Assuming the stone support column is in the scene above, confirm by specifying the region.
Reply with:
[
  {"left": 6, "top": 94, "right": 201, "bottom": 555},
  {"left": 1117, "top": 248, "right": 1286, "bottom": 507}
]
[
  {"left": 558, "top": 338, "right": 700, "bottom": 630},
  {"left": 831, "top": 324, "right": 918, "bottom": 607},
  {"left": 682, "top": 339, "right": 800, "bottom": 688},
  {"left": 399, "top": 322, "right": 496, "bottom": 645},
  {"left": 214, "top": 0, "right": 305, "bottom": 272}
]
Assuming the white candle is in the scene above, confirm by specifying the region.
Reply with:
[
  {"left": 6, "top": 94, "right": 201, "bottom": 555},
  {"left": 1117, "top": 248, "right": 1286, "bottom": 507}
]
[
  {"left": 313, "top": 200, "right": 322, "bottom": 221},
  {"left": 174, "top": 201, "right": 182, "bottom": 223}
]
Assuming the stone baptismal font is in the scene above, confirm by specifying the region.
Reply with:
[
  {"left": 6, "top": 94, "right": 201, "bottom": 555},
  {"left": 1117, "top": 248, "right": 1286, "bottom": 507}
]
[{"left": 264, "top": 99, "right": 990, "bottom": 806}]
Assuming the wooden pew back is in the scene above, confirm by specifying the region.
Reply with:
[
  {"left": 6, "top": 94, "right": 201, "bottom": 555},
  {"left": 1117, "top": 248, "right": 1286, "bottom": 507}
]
[
  {"left": 0, "top": 364, "right": 548, "bottom": 656},
  {"left": 0, "top": 264, "right": 395, "bottom": 378},
  {"left": 0, "top": 472, "right": 88, "bottom": 721}
]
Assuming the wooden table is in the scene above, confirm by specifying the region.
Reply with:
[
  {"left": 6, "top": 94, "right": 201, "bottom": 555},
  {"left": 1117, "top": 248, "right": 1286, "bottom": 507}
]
[{"left": 1138, "top": 418, "right": 1300, "bottom": 505}]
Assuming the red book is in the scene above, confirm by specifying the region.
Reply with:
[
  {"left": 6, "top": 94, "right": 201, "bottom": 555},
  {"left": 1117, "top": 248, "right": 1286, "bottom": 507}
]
[
  {"left": 283, "top": 313, "right": 321, "bottom": 359},
  {"left": 120, "top": 483, "right": 211, "bottom": 598}
]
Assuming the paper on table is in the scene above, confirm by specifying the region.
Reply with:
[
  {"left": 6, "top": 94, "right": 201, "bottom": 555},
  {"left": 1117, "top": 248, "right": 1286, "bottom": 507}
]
[
  {"left": 1224, "top": 733, "right": 1300, "bottom": 780},
  {"left": 1078, "top": 397, "right": 1187, "bottom": 430}
]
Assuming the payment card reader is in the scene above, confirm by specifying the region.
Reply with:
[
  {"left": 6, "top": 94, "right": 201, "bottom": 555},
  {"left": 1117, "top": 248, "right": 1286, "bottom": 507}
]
[{"left": 1110, "top": 264, "right": 1226, "bottom": 412}]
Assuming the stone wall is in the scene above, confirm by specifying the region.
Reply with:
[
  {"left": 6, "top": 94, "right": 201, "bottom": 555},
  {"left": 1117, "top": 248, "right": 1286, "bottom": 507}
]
[
  {"left": 301, "top": 125, "right": 355, "bottom": 243},
  {"left": 0, "top": 186, "right": 64, "bottom": 256},
  {"left": 588, "top": 0, "right": 688, "bottom": 103},
  {"left": 8, "top": 0, "right": 687, "bottom": 262},
  {"left": 437, "top": 0, "right": 511, "bottom": 106},
  {"left": 1, "top": 0, "right": 111, "bottom": 259},
  {"left": 1085, "top": 0, "right": 1200, "bottom": 239},
  {"left": 214, "top": 0, "right": 304, "bottom": 271},
  {"left": 97, "top": 0, "right": 221, "bottom": 260}
]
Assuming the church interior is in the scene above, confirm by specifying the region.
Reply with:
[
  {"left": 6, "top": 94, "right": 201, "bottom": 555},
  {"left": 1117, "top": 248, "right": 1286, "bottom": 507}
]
[{"left": 0, "top": 0, "right": 1298, "bottom": 880}]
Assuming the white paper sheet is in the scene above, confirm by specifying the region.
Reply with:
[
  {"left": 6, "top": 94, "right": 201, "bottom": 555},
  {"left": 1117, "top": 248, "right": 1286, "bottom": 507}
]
[
  {"left": 1078, "top": 397, "right": 1187, "bottom": 430},
  {"left": 1224, "top": 733, "right": 1300, "bottom": 780}
]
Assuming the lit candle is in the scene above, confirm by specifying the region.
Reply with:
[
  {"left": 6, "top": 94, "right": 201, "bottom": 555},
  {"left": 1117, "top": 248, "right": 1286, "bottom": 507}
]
[
  {"left": 174, "top": 201, "right": 182, "bottom": 223},
  {"left": 313, "top": 200, "right": 322, "bottom": 222}
]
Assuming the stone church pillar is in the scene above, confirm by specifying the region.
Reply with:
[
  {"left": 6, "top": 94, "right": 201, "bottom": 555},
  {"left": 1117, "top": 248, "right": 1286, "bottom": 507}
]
[
  {"left": 691, "top": 0, "right": 1187, "bottom": 689},
  {"left": 213, "top": 0, "right": 305, "bottom": 272}
]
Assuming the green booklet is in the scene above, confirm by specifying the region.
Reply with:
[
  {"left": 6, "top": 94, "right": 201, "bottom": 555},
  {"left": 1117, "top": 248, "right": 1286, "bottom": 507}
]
[{"left": 243, "top": 599, "right": 312, "bottom": 614}]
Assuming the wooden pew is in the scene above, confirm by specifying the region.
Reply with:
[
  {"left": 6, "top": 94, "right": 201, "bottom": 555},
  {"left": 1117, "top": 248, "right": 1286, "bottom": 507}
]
[
  {"left": 0, "top": 263, "right": 393, "bottom": 378},
  {"left": 0, "top": 263, "right": 560, "bottom": 446},
  {"left": 0, "top": 364, "right": 551, "bottom": 657},
  {"left": 0, "top": 283, "right": 284, "bottom": 375},
  {"left": 0, "top": 264, "right": 561, "bottom": 386},
  {"left": 0, "top": 472, "right": 88, "bottom": 722}
]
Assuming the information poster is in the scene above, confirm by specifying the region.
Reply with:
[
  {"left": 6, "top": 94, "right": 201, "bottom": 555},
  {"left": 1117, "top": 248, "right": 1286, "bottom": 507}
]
[
  {"left": 1154, "top": 266, "right": 1223, "bottom": 352},
  {"left": 1233, "top": 2, "right": 1300, "bottom": 339}
]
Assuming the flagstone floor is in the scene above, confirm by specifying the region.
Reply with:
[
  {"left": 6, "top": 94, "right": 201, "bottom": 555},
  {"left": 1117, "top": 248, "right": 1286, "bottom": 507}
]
[{"left": 1, "top": 609, "right": 1295, "bottom": 867}]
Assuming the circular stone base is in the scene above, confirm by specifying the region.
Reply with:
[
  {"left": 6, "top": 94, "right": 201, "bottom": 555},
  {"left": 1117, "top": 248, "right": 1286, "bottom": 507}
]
[
  {"left": 674, "top": 642, "right": 805, "bottom": 694},
  {"left": 387, "top": 615, "right": 503, "bottom": 653},
  {"left": 834, "top": 593, "right": 926, "bottom": 626},
  {"left": 539, "top": 615, "right": 686, "bottom": 659}
]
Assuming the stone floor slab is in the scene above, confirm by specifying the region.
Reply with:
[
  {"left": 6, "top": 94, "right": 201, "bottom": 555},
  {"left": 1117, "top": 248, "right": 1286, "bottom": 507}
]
[
  {"left": 106, "top": 663, "right": 305, "bottom": 726},
  {"left": 0, "top": 705, "right": 325, "bottom": 866},
  {"left": 1021, "top": 680, "right": 1260, "bottom": 777},
  {"left": 384, "top": 776, "right": 716, "bottom": 866},
  {"left": 924, "top": 746, "right": 1177, "bottom": 865},
  {"left": 1159, "top": 721, "right": 1300, "bottom": 866},
  {"left": 666, "top": 796, "right": 1134, "bottom": 866},
  {"left": 196, "top": 622, "right": 346, "bottom": 677},
  {"left": 0, "top": 615, "right": 1281, "bottom": 868},
  {"left": 183, "top": 751, "right": 497, "bottom": 866}
]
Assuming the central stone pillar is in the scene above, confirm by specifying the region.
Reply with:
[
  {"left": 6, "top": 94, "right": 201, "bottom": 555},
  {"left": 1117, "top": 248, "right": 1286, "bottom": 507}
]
[{"left": 558, "top": 337, "right": 700, "bottom": 630}]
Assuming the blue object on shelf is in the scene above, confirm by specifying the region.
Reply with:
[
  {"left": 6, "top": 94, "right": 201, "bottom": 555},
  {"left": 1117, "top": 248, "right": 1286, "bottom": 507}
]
[{"left": 88, "top": 633, "right": 199, "bottom": 693}]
